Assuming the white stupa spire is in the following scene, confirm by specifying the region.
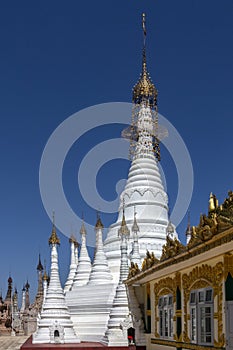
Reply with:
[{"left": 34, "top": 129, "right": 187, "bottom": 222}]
[
  {"left": 33, "top": 218, "right": 80, "bottom": 344},
  {"left": 130, "top": 208, "right": 141, "bottom": 268},
  {"left": 64, "top": 235, "right": 78, "bottom": 293},
  {"left": 20, "top": 286, "right": 26, "bottom": 314},
  {"left": 72, "top": 220, "right": 91, "bottom": 288},
  {"left": 74, "top": 241, "right": 79, "bottom": 265},
  {"left": 42, "top": 265, "right": 49, "bottom": 304},
  {"left": 102, "top": 209, "right": 132, "bottom": 346},
  {"left": 88, "top": 214, "right": 113, "bottom": 284},
  {"left": 104, "top": 13, "right": 177, "bottom": 281}
]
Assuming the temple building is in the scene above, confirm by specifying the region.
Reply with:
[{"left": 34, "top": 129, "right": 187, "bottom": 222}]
[{"left": 126, "top": 191, "right": 233, "bottom": 350}]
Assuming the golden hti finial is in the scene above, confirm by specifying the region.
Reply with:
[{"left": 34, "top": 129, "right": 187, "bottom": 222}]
[
  {"left": 48, "top": 211, "right": 60, "bottom": 246},
  {"left": 118, "top": 199, "right": 130, "bottom": 237},
  {"left": 95, "top": 211, "right": 104, "bottom": 230},
  {"left": 132, "top": 13, "right": 158, "bottom": 108}
]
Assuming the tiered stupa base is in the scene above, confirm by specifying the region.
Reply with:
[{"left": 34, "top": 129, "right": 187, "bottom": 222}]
[
  {"left": 65, "top": 283, "right": 116, "bottom": 342},
  {"left": 21, "top": 336, "right": 146, "bottom": 350}
]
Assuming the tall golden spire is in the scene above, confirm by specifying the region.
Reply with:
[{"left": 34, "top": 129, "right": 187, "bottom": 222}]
[
  {"left": 122, "top": 13, "right": 161, "bottom": 161},
  {"left": 133, "top": 13, "right": 158, "bottom": 109},
  {"left": 48, "top": 212, "right": 60, "bottom": 246}
]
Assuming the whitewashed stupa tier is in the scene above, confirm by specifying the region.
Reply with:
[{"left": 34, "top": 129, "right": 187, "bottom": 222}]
[{"left": 104, "top": 104, "right": 172, "bottom": 281}]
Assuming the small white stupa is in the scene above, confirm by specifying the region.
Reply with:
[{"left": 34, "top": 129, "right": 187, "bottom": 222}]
[
  {"left": 64, "top": 235, "right": 79, "bottom": 292},
  {"left": 102, "top": 208, "right": 133, "bottom": 346},
  {"left": 32, "top": 217, "right": 80, "bottom": 344},
  {"left": 72, "top": 220, "right": 91, "bottom": 288},
  {"left": 130, "top": 208, "right": 142, "bottom": 268},
  {"left": 88, "top": 214, "right": 113, "bottom": 284}
]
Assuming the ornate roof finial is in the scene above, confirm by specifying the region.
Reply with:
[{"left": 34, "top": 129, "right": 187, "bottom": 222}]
[
  {"left": 95, "top": 211, "right": 104, "bottom": 230},
  {"left": 37, "top": 253, "right": 44, "bottom": 271},
  {"left": 48, "top": 212, "right": 60, "bottom": 246},
  {"left": 185, "top": 211, "right": 192, "bottom": 237}
]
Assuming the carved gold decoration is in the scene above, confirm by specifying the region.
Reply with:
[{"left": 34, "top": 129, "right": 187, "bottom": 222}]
[
  {"left": 48, "top": 224, "right": 60, "bottom": 246},
  {"left": 141, "top": 250, "right": 159, "bottom": 271},
  {"left": 188, "top": 191, "right": 233, "bottom": 249},
  {"left": 128, "top": 262, "right": 140, "bottom": 279},
  {"left": 160, "top": 236, "right": 186, "bottom": 261},
  {"left": 182, "top": 262, "right": 224, "bottom": 346}
]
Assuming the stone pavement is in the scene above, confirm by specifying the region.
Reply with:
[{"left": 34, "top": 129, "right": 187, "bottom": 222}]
[{"left": 0, "top": 335, "right": 28, "bottom": 350}]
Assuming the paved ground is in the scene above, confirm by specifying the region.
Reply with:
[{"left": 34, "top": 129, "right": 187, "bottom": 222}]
[{"left": 0, "top": 335, "right": 28, "bottom": 350}]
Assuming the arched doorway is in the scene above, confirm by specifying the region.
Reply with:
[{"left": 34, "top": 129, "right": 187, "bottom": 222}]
[
  {"left": 54, "top": 329, "right": 60, "bottom": 342},
  {"left": 127, "top": 327, "right": 135, "bottom": 344}
]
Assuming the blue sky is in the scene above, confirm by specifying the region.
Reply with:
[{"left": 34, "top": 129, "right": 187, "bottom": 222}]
[{"left": 0, "top": 0, "right": 232, "bottom": 302}]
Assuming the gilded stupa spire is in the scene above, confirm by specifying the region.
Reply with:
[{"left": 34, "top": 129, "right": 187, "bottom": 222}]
[
  {"left": 122, "top": 13, "right": 161, "bottom": 161},
  {"left": 118, "top": 201, "right": 130, "bottom": 237},
  {"left": 132, "top": 13, "right": 158, "bottom": 109},
  {"left": 95, "top": 211, "right": 104, "bottom": 230},
  {"left": 48, "top": 212, "right": 60, "bottom": 246}
]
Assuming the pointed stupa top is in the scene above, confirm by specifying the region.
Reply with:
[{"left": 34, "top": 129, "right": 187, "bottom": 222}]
[
  {"left": 132, "top": 207, "right": 139, "bottom": 233},
  {"left": 80, "top": 219, "right": 87, "bottom": 235},
  {"left": 69, "top": 234, "right": 77, "bottom": 244},
  {"left": 167, "top": 221, "right": 174, "bottom": 236},
  {"left": 25, "top": 280, "right": 30, "bottom": 290},
  {"left": 95, "top": 212, "right": 104, "bottom": 230},
  {"left": 43, "top": 261, "right": 49, "bottom": 281},
  {"left": 118, "top": 205, "right": 130, "bottom": 237},
  {"left": 48, "top": 212, "right": 60, "bottom": 246},
  {"left": 133, "top": 13, "right": 158, "bottom": 108},
  {"left": 37, "top": 254, "right": 44, "bottom": 271}
]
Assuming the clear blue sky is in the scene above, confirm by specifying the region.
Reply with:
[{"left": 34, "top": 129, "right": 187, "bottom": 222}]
[{"left": 0, "top": 0, "right": 232, "bottom": 302}]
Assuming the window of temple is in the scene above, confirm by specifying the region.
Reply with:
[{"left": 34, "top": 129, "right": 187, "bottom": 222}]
[
  {"left": 189, "top": 287, "right": 213, "bottom": 345},
  {"left": 158, "top": 294, "right": 173, "bottom": 339}
]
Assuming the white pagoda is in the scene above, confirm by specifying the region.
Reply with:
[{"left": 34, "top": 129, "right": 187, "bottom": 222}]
[
  {"left": 64, "top": 13, "right": 178, "bottom": 344},
  {"left": 33, "top": 218, "right": 80, "bottom": 344}
]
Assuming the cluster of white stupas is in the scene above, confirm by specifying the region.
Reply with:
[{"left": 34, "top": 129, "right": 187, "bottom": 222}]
[{"left": 32, "top": 14, "right": 178, "bottom": 346}]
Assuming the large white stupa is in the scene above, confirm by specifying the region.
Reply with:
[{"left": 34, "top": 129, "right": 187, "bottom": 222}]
[
  {"left": 103, "top": 16, "right": 177, "bottom": 281},
  {"left": 64, "top": 13, "right": 177, "bottom": 344}
]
